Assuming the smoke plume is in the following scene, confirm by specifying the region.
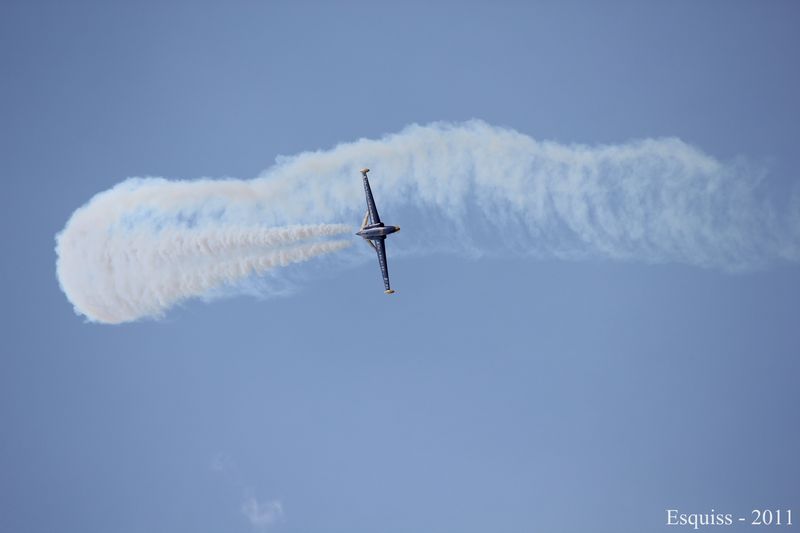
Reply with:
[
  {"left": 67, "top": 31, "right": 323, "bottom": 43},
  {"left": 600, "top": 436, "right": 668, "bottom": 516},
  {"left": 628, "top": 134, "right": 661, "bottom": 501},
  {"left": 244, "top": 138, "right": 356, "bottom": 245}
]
[{"left": 56, "top": 120, "right": 799, "bottom": 323}]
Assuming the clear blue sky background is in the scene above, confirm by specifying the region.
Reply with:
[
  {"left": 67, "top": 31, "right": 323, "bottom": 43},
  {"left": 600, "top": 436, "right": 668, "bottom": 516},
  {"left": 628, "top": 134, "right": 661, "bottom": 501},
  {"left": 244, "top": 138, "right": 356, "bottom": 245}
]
[{"left": 1, "top": 2, "right": 798, "bottom": 532}]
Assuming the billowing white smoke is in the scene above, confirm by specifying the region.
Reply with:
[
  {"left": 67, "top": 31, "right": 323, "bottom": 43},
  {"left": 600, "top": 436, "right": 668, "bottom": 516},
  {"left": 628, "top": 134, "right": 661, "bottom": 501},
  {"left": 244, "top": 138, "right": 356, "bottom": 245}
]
[
  {"left": 56, "top": 120, "right": 799, "bottom": 323},
  {"left": 56, "top": 197, "right": 351, "bottom": 324}
]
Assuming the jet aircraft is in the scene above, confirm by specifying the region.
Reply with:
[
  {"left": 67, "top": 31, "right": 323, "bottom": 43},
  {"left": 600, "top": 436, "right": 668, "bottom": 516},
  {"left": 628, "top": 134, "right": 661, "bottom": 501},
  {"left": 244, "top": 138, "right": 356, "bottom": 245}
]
[{"left": 356, "top": 168, "right": 400, "bottom": 294}]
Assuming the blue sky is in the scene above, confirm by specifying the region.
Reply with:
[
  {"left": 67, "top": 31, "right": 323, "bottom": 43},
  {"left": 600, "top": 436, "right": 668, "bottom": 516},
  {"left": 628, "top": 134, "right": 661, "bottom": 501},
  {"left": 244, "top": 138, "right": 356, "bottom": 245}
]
[{"left": 1, "top": 2, "right": 799, "bottom": 532}]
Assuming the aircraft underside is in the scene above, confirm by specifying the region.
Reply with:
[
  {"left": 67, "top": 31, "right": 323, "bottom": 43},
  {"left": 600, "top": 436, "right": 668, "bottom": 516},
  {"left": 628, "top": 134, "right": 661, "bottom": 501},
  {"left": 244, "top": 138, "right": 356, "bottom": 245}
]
[{"left": 355, "top": 168, "right": 400, "bottom": 294}]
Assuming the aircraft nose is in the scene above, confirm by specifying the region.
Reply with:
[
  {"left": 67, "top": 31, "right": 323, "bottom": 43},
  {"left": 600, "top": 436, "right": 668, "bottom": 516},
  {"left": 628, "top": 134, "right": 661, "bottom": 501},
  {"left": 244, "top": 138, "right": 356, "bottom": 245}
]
[{"left": 396, "top": 226, "right": 400, "bottom": 232}]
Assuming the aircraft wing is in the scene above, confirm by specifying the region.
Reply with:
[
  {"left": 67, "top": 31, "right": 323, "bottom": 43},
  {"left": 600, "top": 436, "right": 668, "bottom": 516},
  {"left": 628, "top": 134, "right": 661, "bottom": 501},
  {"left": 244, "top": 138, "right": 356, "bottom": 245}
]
[
  {"left": 362, "top": 173, "right": 382, "bottom": 225},
  {"left": 373, "top": 237, "right": 392, "bottom": 292}
]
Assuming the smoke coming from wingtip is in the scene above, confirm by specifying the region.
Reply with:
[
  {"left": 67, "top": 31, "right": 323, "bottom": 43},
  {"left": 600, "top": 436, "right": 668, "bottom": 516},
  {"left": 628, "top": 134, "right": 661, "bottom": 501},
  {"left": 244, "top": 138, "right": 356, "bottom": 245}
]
[{"left": 56, "top": 120, "right": 799, "bottom": 323}]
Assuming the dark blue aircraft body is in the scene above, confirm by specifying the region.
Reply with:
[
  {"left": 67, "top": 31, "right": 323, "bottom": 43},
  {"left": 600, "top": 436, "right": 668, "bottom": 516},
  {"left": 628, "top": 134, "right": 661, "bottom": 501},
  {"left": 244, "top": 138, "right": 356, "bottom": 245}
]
[{"left": 355, "top": 168, "right": 400, "bottom": 294}]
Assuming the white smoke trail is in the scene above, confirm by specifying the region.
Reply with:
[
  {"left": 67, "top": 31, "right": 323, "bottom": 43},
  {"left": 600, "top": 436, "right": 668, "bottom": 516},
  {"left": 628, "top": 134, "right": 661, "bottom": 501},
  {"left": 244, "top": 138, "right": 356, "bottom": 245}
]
[
  {"left": 56, "top": 120, "right": 799, "bottom": 323},
  {"left": 56, "top": 191, "right": 352, "bottom": 323}
]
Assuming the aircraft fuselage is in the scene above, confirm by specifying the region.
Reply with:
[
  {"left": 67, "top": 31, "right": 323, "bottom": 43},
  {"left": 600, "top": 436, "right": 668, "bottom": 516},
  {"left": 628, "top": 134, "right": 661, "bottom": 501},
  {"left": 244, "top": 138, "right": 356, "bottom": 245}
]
[
  {"left": 356, "top": 223, "right": 400, "bottom": 239},
  {"left": 357, "top": 167, "right": 399, "bottom": 293}
]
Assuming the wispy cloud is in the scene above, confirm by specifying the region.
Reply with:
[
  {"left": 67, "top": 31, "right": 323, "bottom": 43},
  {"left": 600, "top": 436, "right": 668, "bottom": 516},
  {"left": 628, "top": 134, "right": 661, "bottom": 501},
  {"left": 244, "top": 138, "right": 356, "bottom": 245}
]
[
  {"left": 241, "top": 497, "right": 284, "bottom": 530},
  {"left": 211, "top": 454, "right": 285, "bottom": 531},
  {"left": 210, "top": 452, "right": 236, "bottom": 475}
]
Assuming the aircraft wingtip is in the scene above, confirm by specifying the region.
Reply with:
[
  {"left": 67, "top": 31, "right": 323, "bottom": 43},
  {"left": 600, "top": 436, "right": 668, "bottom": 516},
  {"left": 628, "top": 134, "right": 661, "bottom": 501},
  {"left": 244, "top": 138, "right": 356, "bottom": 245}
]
[{"left": 384, "top": 289, "right": 395, "bottom": 294}]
